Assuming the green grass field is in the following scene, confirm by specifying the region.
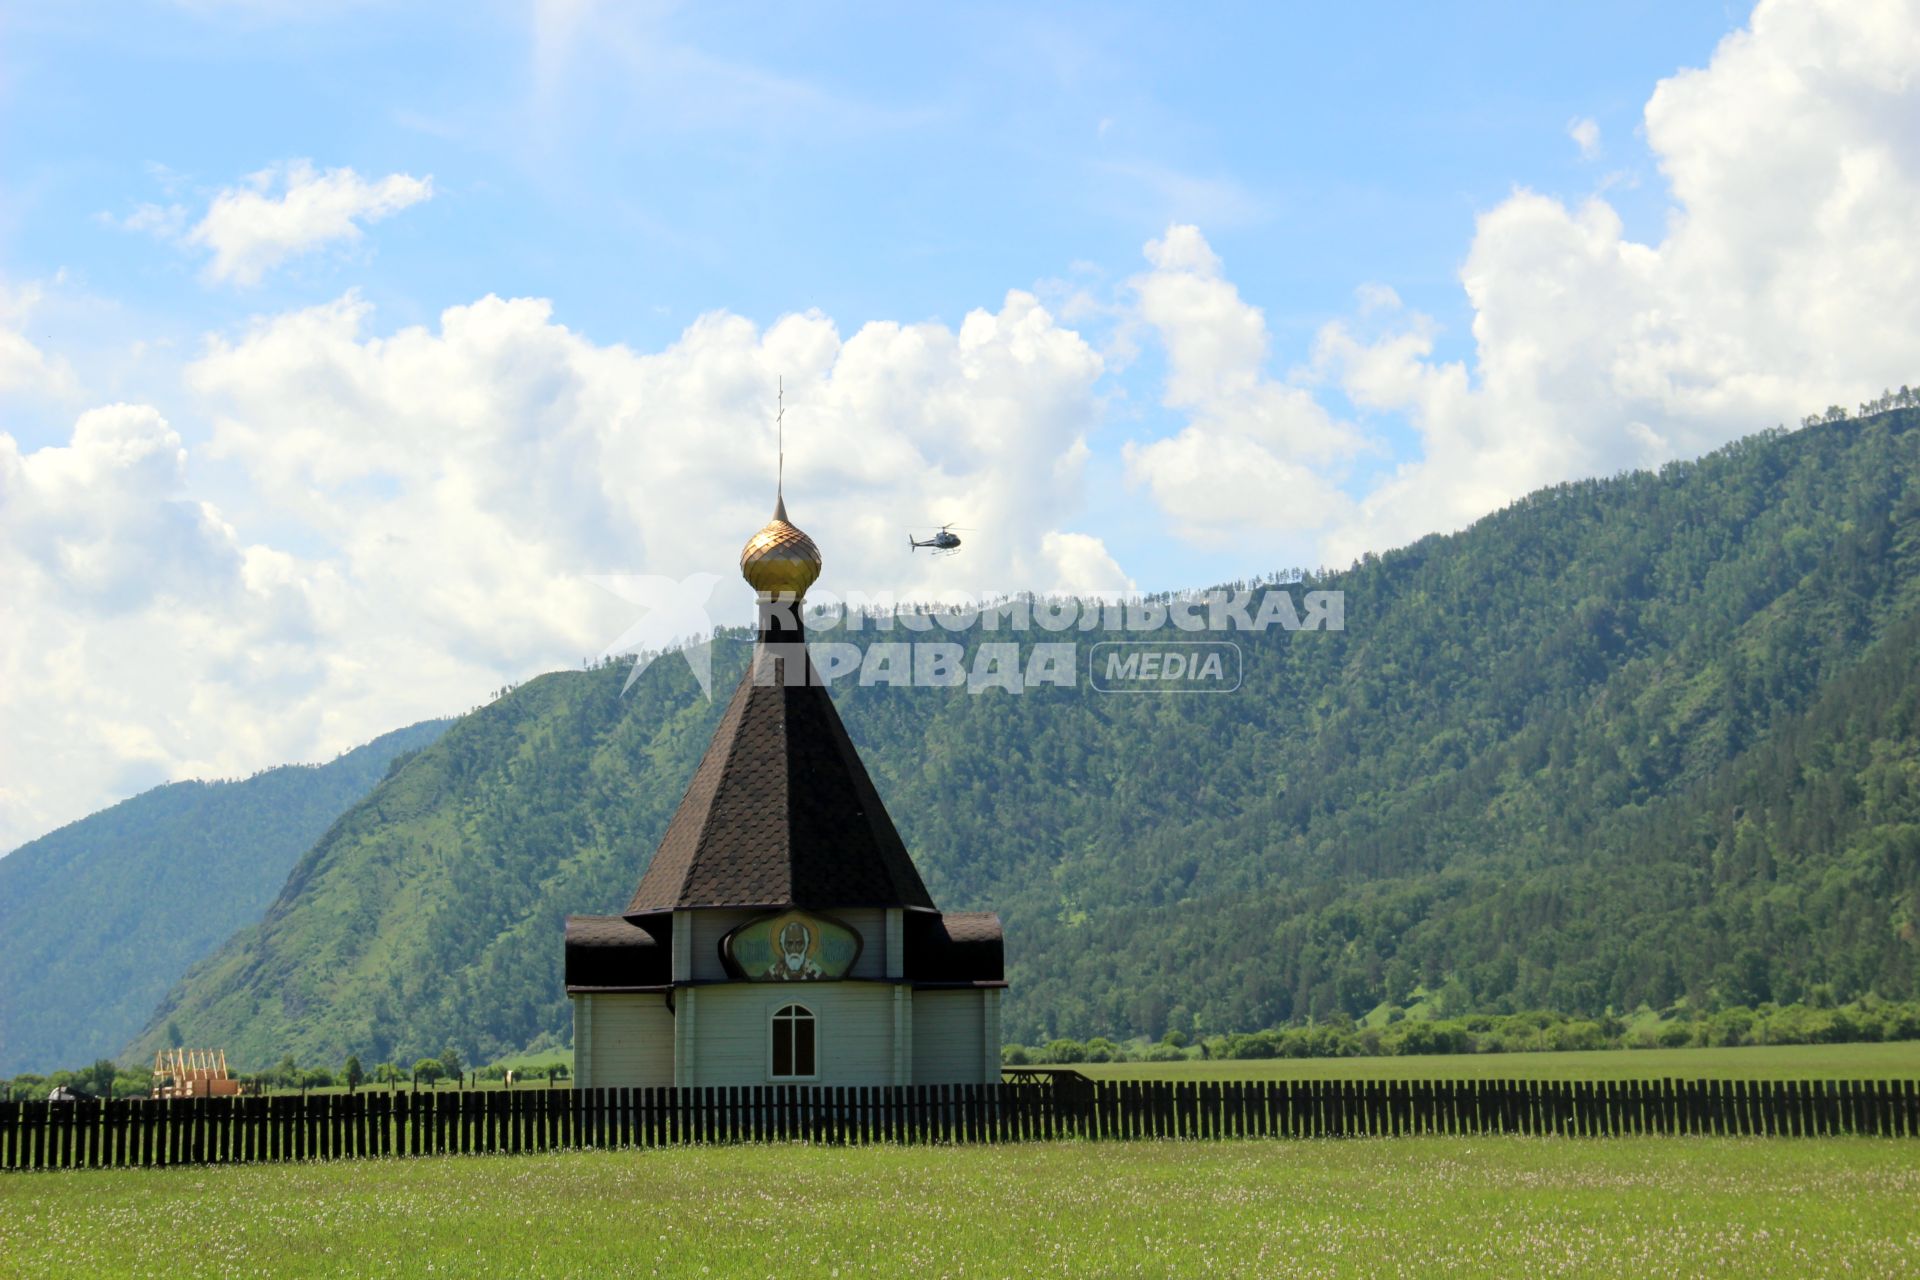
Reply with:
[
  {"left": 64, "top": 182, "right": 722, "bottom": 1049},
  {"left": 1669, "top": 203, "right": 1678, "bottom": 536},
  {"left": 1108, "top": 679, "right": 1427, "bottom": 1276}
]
[
  {"left": 4, "top": 1138, "right": 1916, "bottom": 1278},
  {"left": 1049, "top": 1040, "right": 1920, "bottom": 1082}
]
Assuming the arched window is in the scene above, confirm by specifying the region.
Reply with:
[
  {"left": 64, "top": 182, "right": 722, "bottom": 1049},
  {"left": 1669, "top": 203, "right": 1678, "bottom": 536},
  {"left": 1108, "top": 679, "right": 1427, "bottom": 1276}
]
[{"left": 771, "top": 1004, "right": 816, "bottom": 1079}]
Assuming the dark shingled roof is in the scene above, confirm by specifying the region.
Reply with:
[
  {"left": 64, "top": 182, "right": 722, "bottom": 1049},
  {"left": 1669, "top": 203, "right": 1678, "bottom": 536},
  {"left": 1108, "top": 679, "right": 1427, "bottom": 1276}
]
[
  {"left": 564, "top": 915, "right": 670, "bottom": 991},
  {"left": 625, "top": 640, "right": 936, "bottom": 914},
  {"left": 904, "top": 910, "right": 1005, "bottom": 985}
]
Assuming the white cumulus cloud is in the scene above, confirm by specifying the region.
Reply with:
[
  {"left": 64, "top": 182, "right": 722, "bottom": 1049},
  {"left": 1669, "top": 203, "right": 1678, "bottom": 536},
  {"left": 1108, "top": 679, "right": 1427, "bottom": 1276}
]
[
  {"left": 184, "top": 160, "right": 433, "bottom": 285},
  {"left": 0, "top": 404, "right": 327, "bottom": 846},
  {"left": 1, "top": 288, "right": 1126, "bottom": 850},
  {"left": 1121, "top": 0, "right": 1920, "bottom": 566},
  {"left": 1120, "top": 225, "right": 1366, "bottom": 548},
  {"left": 0, "top": 283, "right": 79, "bottom": 402},
  {"left": 1315, "top": 0, "right": 1920, "bottom": 561},
  {"left": 1568, "top": 117, "right": 1601, "bottom": 158}
]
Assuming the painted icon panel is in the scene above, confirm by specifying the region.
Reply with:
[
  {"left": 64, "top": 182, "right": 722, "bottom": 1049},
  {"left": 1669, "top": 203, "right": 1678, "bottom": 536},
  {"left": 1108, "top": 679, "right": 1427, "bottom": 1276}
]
[{"left": 721, "top": 910, "right": 863, "bottom": 981}]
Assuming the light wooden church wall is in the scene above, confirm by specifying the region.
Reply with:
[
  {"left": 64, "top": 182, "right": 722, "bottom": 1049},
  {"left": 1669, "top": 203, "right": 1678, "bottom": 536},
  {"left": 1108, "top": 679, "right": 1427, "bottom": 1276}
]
[
  {"left": 682, "top": 982, "right": 897, "bottom": 1086},
  {"left": 910, "top": 988, "right": 1000, "bottom": 1085},
  {"left": 574, "top": 993, "right": 674, "bottom": 1090}
]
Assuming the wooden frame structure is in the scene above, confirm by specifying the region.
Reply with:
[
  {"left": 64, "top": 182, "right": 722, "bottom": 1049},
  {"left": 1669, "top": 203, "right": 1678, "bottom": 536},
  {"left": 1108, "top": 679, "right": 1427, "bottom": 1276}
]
[{"left": 151, "top": 1049, "right": 243, "bottom": 1099}]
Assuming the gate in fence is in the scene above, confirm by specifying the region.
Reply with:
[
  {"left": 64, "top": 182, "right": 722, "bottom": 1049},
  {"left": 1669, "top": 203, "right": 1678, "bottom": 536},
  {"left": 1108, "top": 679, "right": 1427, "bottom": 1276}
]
[{"left": 2, "top": 1077, "right": 1916, "bottom": 1170}]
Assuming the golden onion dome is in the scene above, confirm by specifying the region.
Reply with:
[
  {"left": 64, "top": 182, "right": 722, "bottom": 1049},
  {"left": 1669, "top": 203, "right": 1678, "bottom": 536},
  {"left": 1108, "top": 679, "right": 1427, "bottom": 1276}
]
[{"left": 739, "top": 494, "right": 822, "bottom": 598}]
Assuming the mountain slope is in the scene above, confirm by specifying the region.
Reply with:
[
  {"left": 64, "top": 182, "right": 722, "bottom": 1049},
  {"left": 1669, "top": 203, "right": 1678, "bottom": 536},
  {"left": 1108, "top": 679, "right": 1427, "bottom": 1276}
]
[
  {"left": 130, "top": 410, "right": 1920, "bottom": 1067},
  {"left": 0, "top": 720, "right": 449, "bottom": 1073}
]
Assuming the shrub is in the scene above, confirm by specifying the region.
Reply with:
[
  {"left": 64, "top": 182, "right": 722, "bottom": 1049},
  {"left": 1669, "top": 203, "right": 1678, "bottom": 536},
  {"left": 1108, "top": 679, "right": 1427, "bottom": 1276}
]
[
  {"left": 1043, "top": 1038, "right": 1087, "bottom": 1064},
  {"left": 1549, "top": 1021, "right": 1608, "bottom": 1053},
  {"left": 1880, "top": 1004, "right": 1920, "bottom": 1041},
  {"left": 1703, "top": 1008, "right": 1755, "bottom": 1047},
  {"left": 1385, "top": 1021, "right": 1449, "bottom": 1056},
  {"left": 1218, "top": 1032, "right": 1277, "bottom": 1060}
]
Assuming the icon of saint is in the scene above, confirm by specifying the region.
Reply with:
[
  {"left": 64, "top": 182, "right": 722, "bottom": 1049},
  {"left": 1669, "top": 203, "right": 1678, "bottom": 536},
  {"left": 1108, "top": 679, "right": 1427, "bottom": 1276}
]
[{"left": 765, "top": 918, "right": 822, "bottom": 980}]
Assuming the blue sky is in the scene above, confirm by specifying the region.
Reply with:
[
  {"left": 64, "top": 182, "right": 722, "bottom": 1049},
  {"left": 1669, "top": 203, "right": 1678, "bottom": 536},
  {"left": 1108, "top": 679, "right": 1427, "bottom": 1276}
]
[
  {"left": 5, "top": 0, "right": 1918, "bottom": 845},
  {"left": 11, "top": 2, "right": 1726, "bottom": 442},
  {"left": 8, "top": 1, "right": 1733, "bottom": 583},
  {"left": 12, "top": 4, "right": 1725, "bottom": 340}
]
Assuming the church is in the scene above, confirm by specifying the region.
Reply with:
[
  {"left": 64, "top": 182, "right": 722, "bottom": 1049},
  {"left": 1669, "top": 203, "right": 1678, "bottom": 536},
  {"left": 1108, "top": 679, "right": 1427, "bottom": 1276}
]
[{"left": 563, "top": 491, "right": 1006, "bottom": 1088}]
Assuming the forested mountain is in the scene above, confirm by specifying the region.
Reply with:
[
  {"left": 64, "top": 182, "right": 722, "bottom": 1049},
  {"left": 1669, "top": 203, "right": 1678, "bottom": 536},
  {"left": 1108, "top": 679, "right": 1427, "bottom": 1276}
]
[
  {"left": 128, "top": 409, "right": 1920, "bottom": 1069},
  {"left": 0, "top": 720, "right": 449, "bottom": 1074}
]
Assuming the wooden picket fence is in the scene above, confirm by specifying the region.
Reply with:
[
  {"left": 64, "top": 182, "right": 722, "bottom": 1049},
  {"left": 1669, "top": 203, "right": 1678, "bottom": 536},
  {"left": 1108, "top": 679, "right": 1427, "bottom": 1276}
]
[{"left": 2, "top": 1077, "right": 1916, "bottom": 1170}]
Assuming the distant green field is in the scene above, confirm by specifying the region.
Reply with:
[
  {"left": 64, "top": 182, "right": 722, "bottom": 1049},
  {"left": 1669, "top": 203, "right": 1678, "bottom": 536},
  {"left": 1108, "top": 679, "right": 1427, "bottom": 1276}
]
[
  {"left": 484, "top": 1048, "right": 571, "bottom": 1073},
  {"left": 4, "top": 1138, "right": 1915, "bottom": 1278},
  {"left": 237, "top": 1041, "right": 1920, "bottom": 1099},
  {"left": 1048, "top": 1040, "right": 1920, "bottom": 1082},
  {"left": 243, "top": 1050, "right": 575, "bottom": 1098},
  {"left": 246, "top": 1080, "right": 568, "bottom": 1098}
]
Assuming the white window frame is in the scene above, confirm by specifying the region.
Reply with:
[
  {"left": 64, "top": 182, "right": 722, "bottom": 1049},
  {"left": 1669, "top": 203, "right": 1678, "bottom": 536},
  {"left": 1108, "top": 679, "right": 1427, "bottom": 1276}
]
[{"left": 768, "top": 1001, "right": 820, "bottom": 1081}]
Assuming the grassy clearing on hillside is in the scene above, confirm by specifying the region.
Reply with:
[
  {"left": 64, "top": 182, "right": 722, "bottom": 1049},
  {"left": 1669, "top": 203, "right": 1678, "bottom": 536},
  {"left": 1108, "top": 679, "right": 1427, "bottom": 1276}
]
[
  {"left": 1054, "top": 1040, "right": 1920, "bottom": 1082},
  {"left": 4, "top": 1138, "right": 1916, "bottom": 1278}
]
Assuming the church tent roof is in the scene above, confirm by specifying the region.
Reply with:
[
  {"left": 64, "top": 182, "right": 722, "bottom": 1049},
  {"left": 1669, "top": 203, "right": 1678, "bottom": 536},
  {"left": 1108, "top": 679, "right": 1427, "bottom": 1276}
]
[{"left": 623, "top": 644, "right": 936, "bottom": 915}]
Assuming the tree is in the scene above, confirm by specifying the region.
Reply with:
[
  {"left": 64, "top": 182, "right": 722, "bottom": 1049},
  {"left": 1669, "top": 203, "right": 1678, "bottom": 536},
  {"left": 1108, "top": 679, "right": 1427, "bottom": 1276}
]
[
  {"left": 344, "top": 1055, "right": 364, "bottom": 1091},
  {"left": 413, "top": 1058, "right": 444, "bottom": 1087},
  {"left": 549, "top": 1062, "right": 570, "bottom": 1083},
  {"left": 82, "top": 1059, "right": 119, "bottom": 1096},
  {"left": 439, "top": 1046, "right": 464, "bottom": 1085}
]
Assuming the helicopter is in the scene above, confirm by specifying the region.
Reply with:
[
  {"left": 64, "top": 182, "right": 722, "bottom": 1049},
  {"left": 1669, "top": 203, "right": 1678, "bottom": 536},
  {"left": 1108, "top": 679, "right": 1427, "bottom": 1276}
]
[{"left": 909, "top": 523, "right": 968, "bottom": 555}]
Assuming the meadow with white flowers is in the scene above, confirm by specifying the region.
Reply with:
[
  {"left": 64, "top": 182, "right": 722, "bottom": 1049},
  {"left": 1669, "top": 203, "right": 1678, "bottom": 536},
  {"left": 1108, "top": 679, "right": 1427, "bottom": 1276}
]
[{"left": 3, "top": 1137, "right": 1916, "bottom": 1278}]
